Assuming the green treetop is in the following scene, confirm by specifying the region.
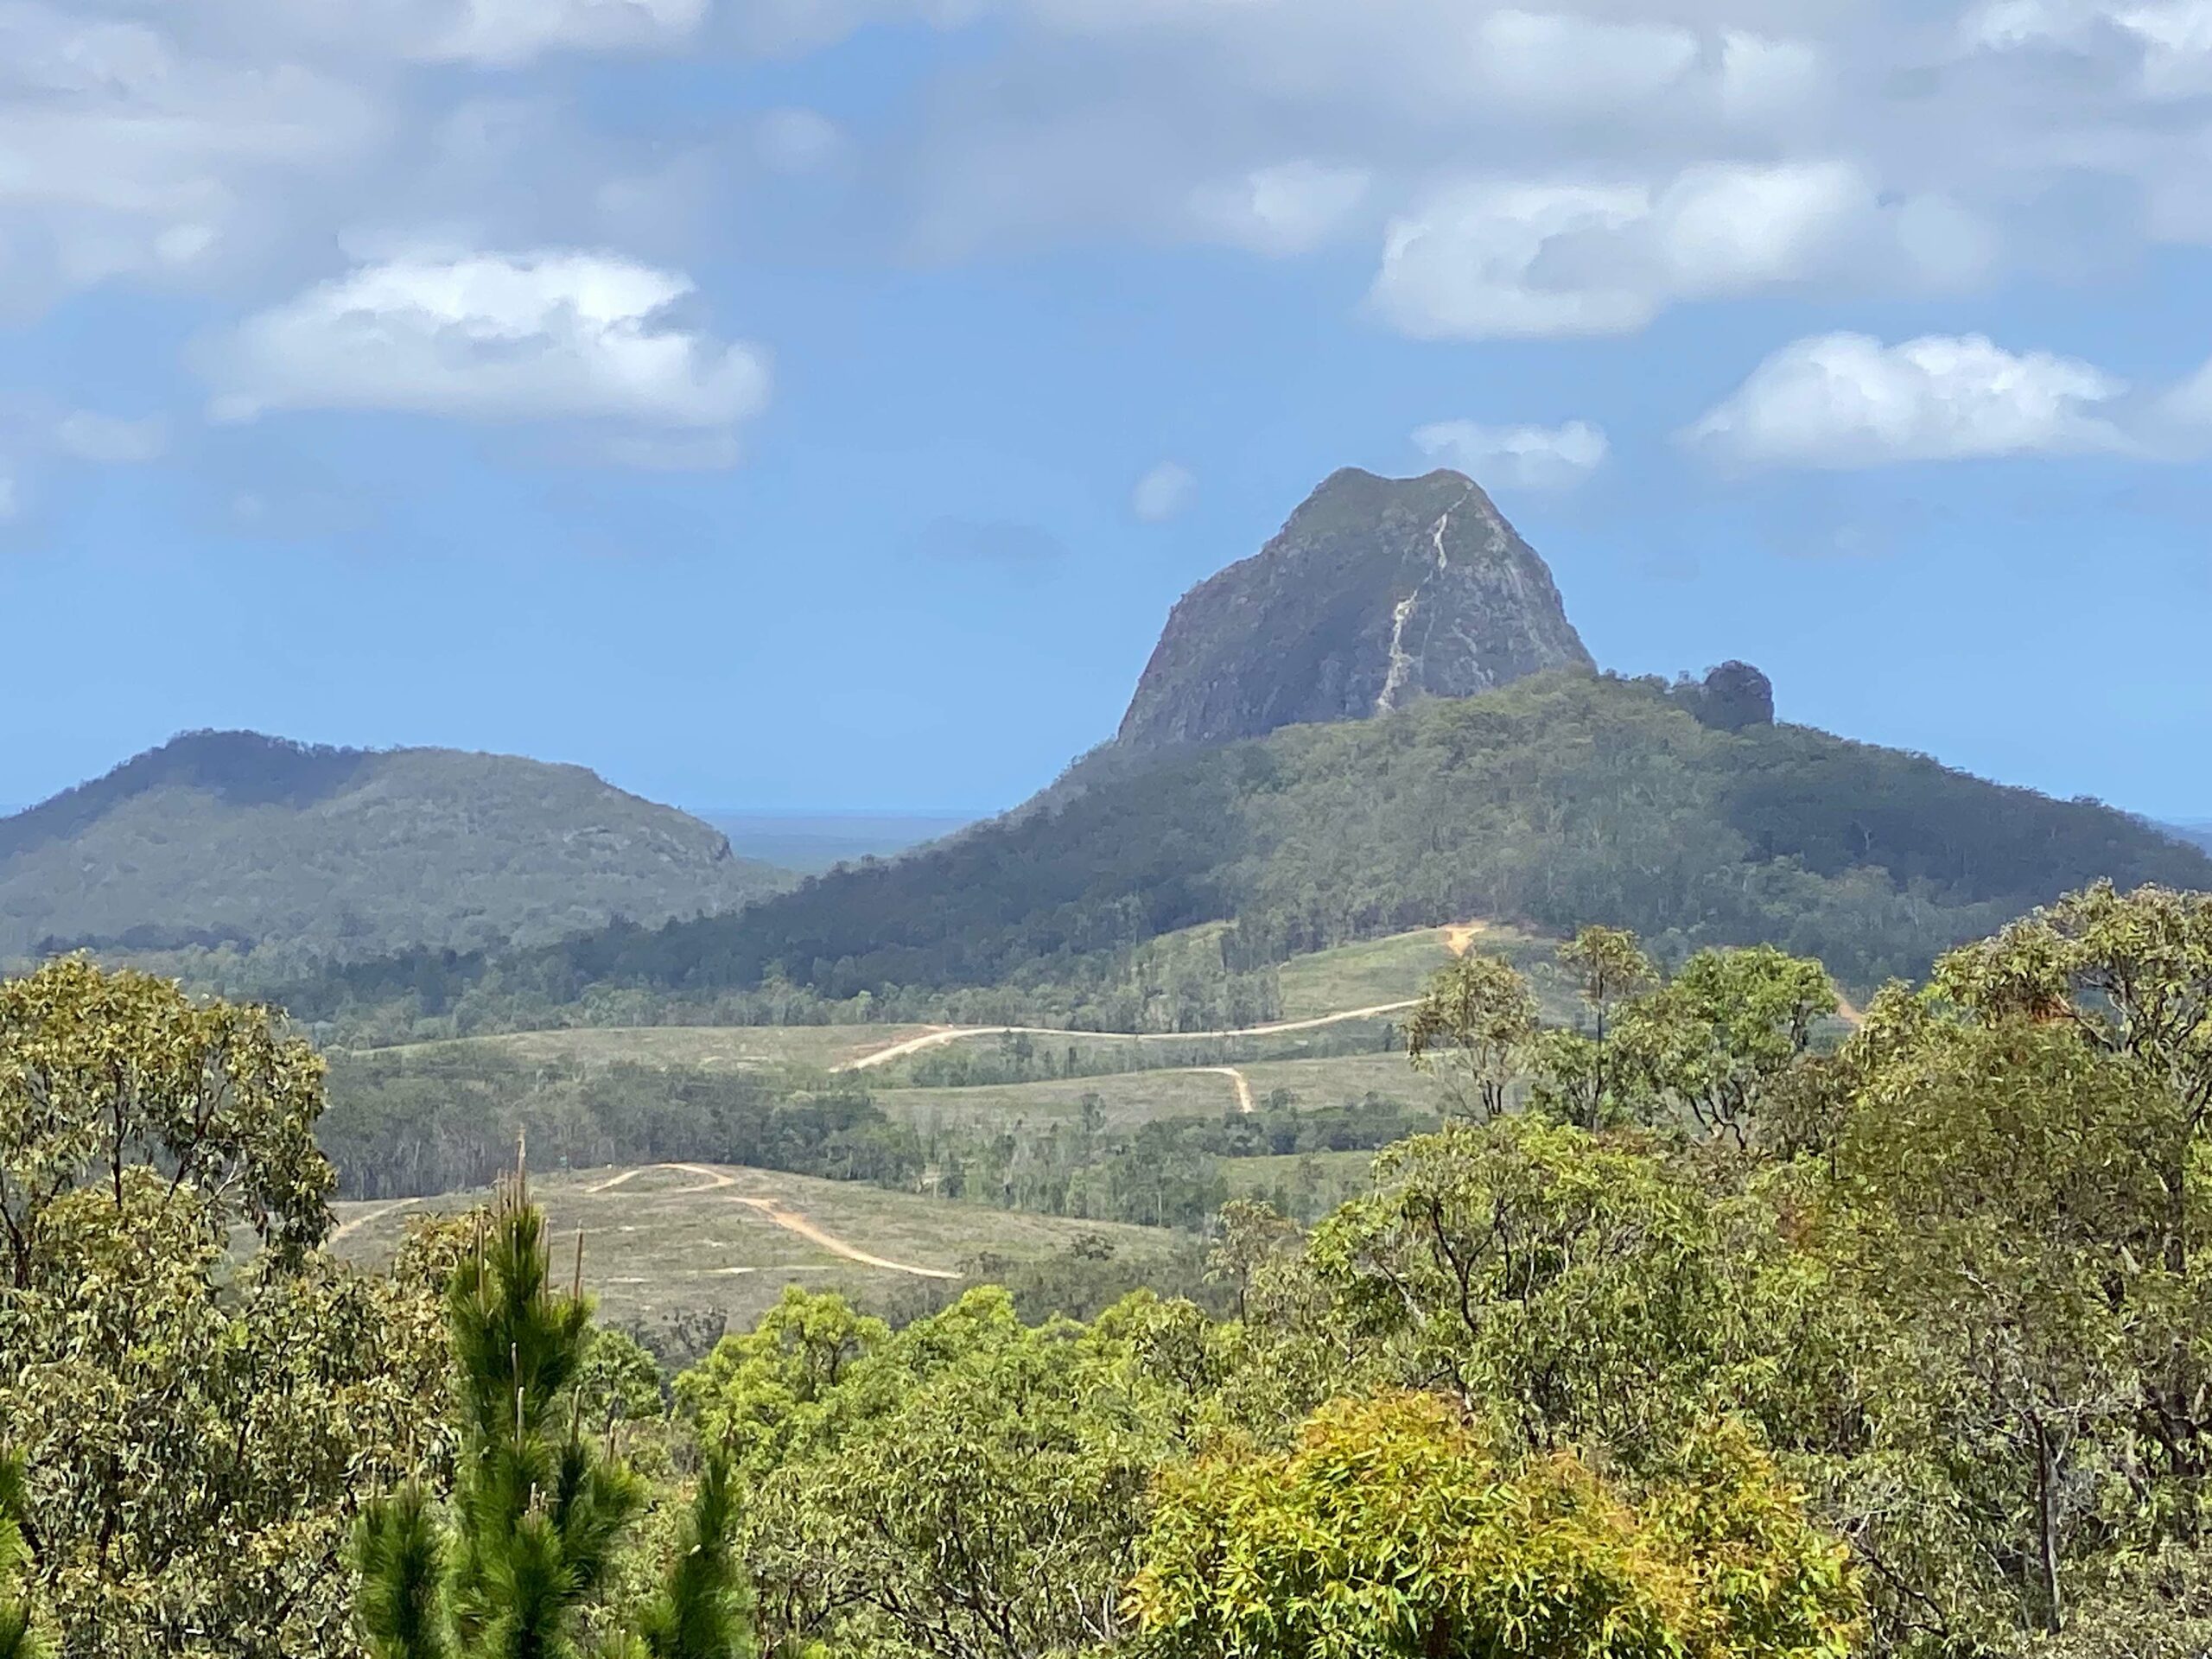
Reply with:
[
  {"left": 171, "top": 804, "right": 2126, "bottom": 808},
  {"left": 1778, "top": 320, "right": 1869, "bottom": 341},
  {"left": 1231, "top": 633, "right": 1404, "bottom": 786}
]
[{"left": 355, "top": 1175, "right": 750, "bottom": 1659}]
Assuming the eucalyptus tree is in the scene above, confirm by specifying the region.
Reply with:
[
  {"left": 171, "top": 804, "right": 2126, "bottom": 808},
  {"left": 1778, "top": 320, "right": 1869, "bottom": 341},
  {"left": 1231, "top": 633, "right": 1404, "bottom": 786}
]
[
  {"left": 1404, "top": 953, "right": 1539, "bottom": 1121},
  {"left": 0, "top": 959, "right": 451, "bottom": 1658}
]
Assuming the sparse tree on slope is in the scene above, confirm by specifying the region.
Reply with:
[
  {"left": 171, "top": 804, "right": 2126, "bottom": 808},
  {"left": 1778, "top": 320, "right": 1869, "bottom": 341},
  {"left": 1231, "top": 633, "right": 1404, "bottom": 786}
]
[
  {"left": 1406, "top": 954, "right": 1538, "bottom": 1121},
  {"left": 1528, "top": 926, "right": 1658, "bottom": 1130}
]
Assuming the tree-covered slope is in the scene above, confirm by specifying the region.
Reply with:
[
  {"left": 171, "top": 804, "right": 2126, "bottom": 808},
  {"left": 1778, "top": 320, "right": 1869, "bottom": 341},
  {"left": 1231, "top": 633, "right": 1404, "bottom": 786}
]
[
  {"left": 0, "top": 729, "right": 791, "bottom": 970},
  {"left": 2168, "top": 821, "right": 2212, "bottom": 855},
  {"left": 288, "top": 673, "right": 2211, "bottom": 1031}
]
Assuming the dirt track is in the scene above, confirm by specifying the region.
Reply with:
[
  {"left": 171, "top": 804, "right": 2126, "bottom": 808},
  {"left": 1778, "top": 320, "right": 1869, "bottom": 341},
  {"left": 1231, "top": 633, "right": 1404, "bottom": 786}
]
[
  {"left": 836, "top": 1001, "right": 1417, "bottom": 1074},
  {"left": 729, "top": 1196, "right": 960, "bottom": 1280},
  {"left": 585, "top": 1162, "right": 734, "bottom": 1195},
  {"left": 1199, "top": 1065, "right": 1257, "bottom": 1114}
]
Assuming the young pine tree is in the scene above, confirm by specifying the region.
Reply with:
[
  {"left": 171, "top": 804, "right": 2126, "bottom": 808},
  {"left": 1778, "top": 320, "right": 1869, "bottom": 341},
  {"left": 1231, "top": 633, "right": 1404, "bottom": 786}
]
[{"left": 356, "top": 1174, "right": 750, "bottom": 1659}]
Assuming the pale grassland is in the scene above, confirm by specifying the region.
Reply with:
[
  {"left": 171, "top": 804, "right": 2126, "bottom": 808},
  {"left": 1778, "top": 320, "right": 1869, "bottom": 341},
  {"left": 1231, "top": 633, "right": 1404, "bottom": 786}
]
[
  {"left": 1240, "top": 1050, "right": 1445, "bottom": 1109},
  {"left": 1275, "top": 919, "right": 1569, "bottom": 1021},
  {"left": 329, "top": 1162, "right": 1175, "bottom": 1336},
  {"left": 357, "top": 923, "right": 1573, "bottom": 1084},
  {"left": 1274, "top": 927, "right": 1460, "bottom": 1020},
  {"left": 881, "top": 1069, "right": 1233, "bottom": 1130},
  {"left": 368, "top": 1024, "right": 938, "bottom": 1073},
  {"left": 851, "top": 1014, "right": 1408, "bottom": 1089},
  {"left": 879, "top": 1050, "right": 1445, "bottom": 1133}
]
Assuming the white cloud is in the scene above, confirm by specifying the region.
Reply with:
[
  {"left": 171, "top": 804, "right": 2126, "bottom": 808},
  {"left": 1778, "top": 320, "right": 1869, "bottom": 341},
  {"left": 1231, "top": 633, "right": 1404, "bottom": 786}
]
[
  {"left": 756, "top": 108, "right": 848, "bottom": 175},
  {"left": 1131, "top": 461, "right": 1198, "bottom": 522},
  {"left": 1973, "top": 0, "right": 2212, "bottom": 81},
  {"left": 2165, "top": 355, "right": 2212, "bottom": 423},
  {"left": 1413, "top": 419, "right": 1610, "bottom": 490},
  {"left": 2146, "top": 352, "right": 2212, "bottom": 454},
  {"left": 1967, "top": 0, "right": 2212, "bottom": 93},
  {"left": 1369, "top": 162, "right": 1954, "bottom": 341},
  {"left": 207, "top": 251, "right": 772, "bottom": 436},
  {"left": 1187, "top": 162, "right": 1371, "bottom": 256},
  {"left": 1371, "top": 181, "right": 1653, "bottom": 340},
  {"left": 0, "top": 3, "right": 379, "bottom": 310},
  {"left": 202, "top": 0, "right": 711, "bottom": 66},
  {"left": 1472, "top": 10, "right": 1702, "bottom": 113},
  {"left": 423, "top": 0, "right": 709, "bottom": 64},
  {"left": 1686, "top": 332, "right": 2133, "bottom": 468},
  {"left": 1716, "top": 30, "right": 1829, "bottom": 124},
  {"left": 55, "top": 411, "right": 166, "bottom": 464}
]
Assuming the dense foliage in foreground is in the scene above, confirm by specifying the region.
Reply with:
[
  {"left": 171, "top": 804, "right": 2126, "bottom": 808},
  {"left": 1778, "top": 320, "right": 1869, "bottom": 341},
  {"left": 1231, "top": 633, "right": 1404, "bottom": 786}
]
[
  {"left": 8, "top": 880, "right": 2212, "bottom": 1656},
  {"left": 278, "top": 675, "right": 2209, "bottom": 1043}
]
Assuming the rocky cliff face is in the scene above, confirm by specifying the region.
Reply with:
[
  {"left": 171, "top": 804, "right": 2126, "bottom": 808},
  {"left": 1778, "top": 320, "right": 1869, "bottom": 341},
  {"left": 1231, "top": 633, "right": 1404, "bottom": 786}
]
[{"left": 1116, "top": 468, "right": 1594, "bottom": 749}]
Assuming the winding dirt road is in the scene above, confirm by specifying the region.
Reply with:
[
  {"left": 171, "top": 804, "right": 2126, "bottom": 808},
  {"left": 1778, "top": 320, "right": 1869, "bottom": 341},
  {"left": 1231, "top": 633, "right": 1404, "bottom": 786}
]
[
  {"left": 584, "top": 1162, "right": 734, "bottom": 1196},
  {"left": 729, "top": 1196, "right": 960, "bottom": 1280},
  {"left": 836, "top": 919, "right": 1509, "bottom": 1076},
  {"left": 1199, "top": 1065, "right": 1257, "bottom": 1114},
  {"left": 836, "top": 1001, "right": 1418, "bottom": 1074}
]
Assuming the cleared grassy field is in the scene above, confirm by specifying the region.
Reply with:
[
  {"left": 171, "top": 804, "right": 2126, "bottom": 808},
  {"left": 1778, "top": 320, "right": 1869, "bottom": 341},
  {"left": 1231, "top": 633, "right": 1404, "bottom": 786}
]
[
  {"left": 1274, "top": 920, "right": 1568, "bottom": 1021},
  {"left": 356, "top": 923, "right": 1571, "bottom": 1086},
  {"left": 329, "top": 1163, "right": 1175, "bottom": 1337},
  {"left": 1241, "top": 1050, "right": 1443, "bottom": 1109},
  {"left": 1275, "top": 928, "right": 1459, "bottom": 1020},
  {"left": 883, "top": 1068, "right": 1236, "bottom": 1130},
  {"left": 368, "top": 1025, "right": 938, "bottom": 1073},
  {"left": 855, "top": 1014, "right": 1408, "bottom": 1089},
  {"left": 879, "top": 1050, "right": 1444, "bottom": 1132}
]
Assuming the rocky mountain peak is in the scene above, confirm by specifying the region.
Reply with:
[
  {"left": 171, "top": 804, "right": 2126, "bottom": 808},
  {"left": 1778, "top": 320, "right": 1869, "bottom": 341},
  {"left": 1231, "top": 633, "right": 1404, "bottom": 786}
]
[{"left": 1116, "top": 467, "right": 1594, "bottom": 749}]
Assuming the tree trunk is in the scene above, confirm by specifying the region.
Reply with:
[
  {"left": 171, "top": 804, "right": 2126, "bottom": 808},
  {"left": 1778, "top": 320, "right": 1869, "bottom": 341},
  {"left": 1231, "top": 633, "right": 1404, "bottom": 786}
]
[{"left": 2033, "top": 1413, "right": 2064, "bottom": 1634}]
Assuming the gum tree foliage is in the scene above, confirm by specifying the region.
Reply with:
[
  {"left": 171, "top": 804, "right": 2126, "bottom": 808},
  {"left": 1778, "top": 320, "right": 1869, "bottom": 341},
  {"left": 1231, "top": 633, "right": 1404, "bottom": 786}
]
[
  {"left": 633, "top": 884, "right": 2211, "bottom": 1659},
  {"left": 1816, "top": 1007, "right": 2183, "bottom": 1646},
  {"left": 1404, "top": 953, "right": 1538, "bottom": 1121},
  {"left": 1525, "top": 926, "right": 1658, "bottom": 1130},
  {"left": 0, "top": 959, "right": 454, "bottom": 1658},
  {"left": 1298, "top": 1118, "right": 1777, "bottom": 1461},
  {"left": 0, "top": 1454, "right": 46, "bottom": 1659},
  {"left": 1613, "top": 946, "right": 1836, "bottom": 1147},
  {"left": 355, "top": 1176, "right": 749, "bottom": 1659},
  {"left": 1128, "top": 1391, "right": 1860, "bottom": 1659},
  {"left": 1793, "top": 883, "right": 2212, "bottom": 1650},
  {"left": 679, "top": 1287, "right": 1192, "bottom": 1659}
]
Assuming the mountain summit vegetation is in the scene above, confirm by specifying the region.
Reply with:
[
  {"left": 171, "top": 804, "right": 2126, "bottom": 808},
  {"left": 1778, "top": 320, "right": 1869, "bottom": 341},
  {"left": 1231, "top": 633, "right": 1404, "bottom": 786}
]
[
  {"left": 1116, "top": 467, "right": 1593, "bottom": 749},
  {"left": 0, "top": 730, "right": 789, "bottom": 977}
]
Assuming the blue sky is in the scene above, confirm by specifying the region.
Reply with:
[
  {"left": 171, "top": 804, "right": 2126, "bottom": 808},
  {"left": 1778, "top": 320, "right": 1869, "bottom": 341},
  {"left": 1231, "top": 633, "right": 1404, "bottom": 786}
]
[{"left": 4, "top": 0, "right": 2210, "bottom": 819}]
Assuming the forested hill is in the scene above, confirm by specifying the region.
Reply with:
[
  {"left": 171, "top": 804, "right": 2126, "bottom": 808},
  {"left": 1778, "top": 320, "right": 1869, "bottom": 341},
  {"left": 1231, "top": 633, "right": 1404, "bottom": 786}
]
[
  {"left": 287, "top": 672, "right": 2211, "bottom": 1033},
  {"left": 0, "top": 729, "right": 791, "bottom": 974}
]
